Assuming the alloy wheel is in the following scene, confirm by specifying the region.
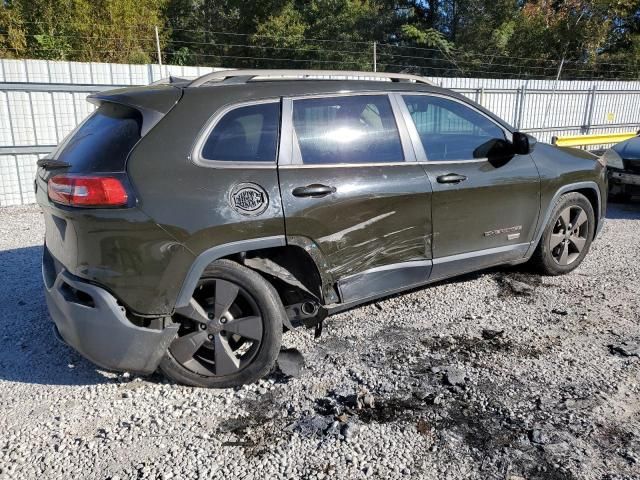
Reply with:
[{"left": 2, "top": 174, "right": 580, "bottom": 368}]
[
  {"left": 170, "top": 278, "right": 264, "bottom": 377},
  {"left": 549, "top": 205, "right": 589, "bottom": 266}
]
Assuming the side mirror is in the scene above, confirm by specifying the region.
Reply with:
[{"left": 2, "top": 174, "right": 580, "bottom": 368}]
[
  {"left": 512, "top": 131, "right": 537, "bottom": 155},
  {"left": 473, "top": 138, "right": 515, "bottom": 160}
]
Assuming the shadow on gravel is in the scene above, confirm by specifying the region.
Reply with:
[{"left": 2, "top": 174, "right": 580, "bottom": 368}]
[
  {"left": 0, "top": 246, "right": 110, "bottom": 386},
  {"left": 606, "top": 200, "right": 640, "bottom": 220}
]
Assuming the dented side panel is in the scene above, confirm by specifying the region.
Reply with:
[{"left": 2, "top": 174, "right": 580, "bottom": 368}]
[{"left": 278, "top": 165, "right": 433, "bottom": 280}]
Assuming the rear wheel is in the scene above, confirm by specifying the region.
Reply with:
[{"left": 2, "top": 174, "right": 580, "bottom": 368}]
[
  {"left": 160, "top": 259, "right": 284, "bottom": 388},
  {"left": 530, "top": 192, "right": 595, "bottom": 276}
]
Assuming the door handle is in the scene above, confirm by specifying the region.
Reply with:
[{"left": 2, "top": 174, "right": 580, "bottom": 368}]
[
  {"left": 436, "top": 173, "right": 467, "bottom": 184},
  {"left": 292, "top": 184, "right": 336, "bottom": 198}
]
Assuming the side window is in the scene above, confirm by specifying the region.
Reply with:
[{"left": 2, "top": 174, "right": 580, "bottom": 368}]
[
  {"left": 292, "top": 95, "right": 404, "bottom": 164},
  {"left": 201, "top": 102, "right": 280, "bottom": 162},
  {"left": 403, "top": 95, "right": 506, "bottom": 161}
]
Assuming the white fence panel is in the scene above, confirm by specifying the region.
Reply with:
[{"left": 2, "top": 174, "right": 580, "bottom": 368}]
[
  {"left": 0, "top": 156, "right": 21, "bottom": 206},
  {"left": 1, "top": 59, "right": 640, "bottom": 205}
]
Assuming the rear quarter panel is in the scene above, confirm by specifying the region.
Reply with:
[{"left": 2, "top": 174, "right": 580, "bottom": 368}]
[
  {"left": 126, "top": 86, "right": 286, "bottom": 310},
  {"left": 37, "top": 176, "right": 193, "bottom": 315}
]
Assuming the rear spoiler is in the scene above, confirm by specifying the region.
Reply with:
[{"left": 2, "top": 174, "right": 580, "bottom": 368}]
[
  {"left": 149, "top": 76, "right": 196, "bottom": 86},
  {"left": 88, "top": 85, "right": 183, "bottom": 137}
]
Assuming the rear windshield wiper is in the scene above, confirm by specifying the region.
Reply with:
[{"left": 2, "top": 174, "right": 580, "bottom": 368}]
[{"left": 37, "top": 158, "right": 71, "bottom": 170}]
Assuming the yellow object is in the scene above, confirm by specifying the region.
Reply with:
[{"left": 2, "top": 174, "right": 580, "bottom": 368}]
[{"left": 552, "top": 132, "right": 637, "bottom": 147}]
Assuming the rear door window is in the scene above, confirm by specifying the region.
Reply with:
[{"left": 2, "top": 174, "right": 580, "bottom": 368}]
[
  {"left": 402, "top": 95, "right": 506, "bottom": 161},
  {"left": 55, "top": 102, "right": 142, "bottom": 173},
  {"left": 292, "top": 95, "right": 404, "bottom": 164},
  {"left": 201, "top": 102, "right": 280, "bottom": 162}
]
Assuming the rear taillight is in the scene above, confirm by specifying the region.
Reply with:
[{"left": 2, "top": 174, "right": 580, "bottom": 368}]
[{"left": 47, "top": 174, "right": 130, "bottom": 207}]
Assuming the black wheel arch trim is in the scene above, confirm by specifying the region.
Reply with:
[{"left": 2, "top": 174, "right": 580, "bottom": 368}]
[
  {"left": 526, "top": 181, "right": 602, "bottom": 258},
  {"left": 173, "top": 235, "right": 317, "bottom": 332},
  {"left": 174, "top": 236, "right": 287, "bottom": 311}
]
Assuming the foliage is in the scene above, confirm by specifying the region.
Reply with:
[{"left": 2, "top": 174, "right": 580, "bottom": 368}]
[
  {"left": 400, "top": 25, "right": 452, "bottom": 53},
  {"left": 0, "top": 0, "right": 639, "bottom": 79},
  {"left": 0, "top": 0, "right": 167, "bottom": 63}
]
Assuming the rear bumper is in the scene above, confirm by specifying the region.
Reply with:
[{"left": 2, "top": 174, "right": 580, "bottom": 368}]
[{"left": 43, "top": 255, "right": 178, "bottom": 374}]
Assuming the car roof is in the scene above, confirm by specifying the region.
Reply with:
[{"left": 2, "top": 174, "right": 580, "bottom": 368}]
[{"left": 98, "top": 77, "right": 515, "bottom": 133}]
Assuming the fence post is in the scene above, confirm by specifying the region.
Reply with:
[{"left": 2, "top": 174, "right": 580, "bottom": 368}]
[
  {"left": 3, "top": 91, "right": 22, "bottom": 205},
  {"left": 155, "top": 26, "right": 163, "bottom": 73},
  {"left": 475, "top": 87, "right": 483, "bottom": 105},
  {"left": 512, "top": 88, "right": 520, "bottom": 126},
  {"left": 14, "top": 156, "right": 24, "bottom": 205},
  {"left": 373, "top": 42, "right": 377, "bottom": 72},
  {"left": 584, "top": 84, "right": 597, "bottom": 134},
  {"left": 50, "top": 91, "right": 59, "bottom": 143},
  {"left": 27, "top": 91, "right": 38, "bottom": 145},
  {"left": 515, "top": 84, "right": 527, "bottom": 130},
  {"left": 541, "top": 57, "right": 565, "bottom": 131}
]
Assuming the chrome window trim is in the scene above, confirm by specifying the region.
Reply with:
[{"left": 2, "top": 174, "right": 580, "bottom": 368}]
[
  {"left": 191, "top": 98, "right": 281, "bottom": 169},
  {"left": 389, "top": 93, "right": 417, "bottom": 163},
  {"left": 278, "top": 98, "right": 294, "bottom": 166},
  {"left": 416, "top": 159, "right": 486, "bottom": 165},
  {"left": 279, "top": 162, "right": 413, "bottom": 169},
  {"left": 284, "top": 92, "right": 413, "bottom": 166},
  {"left": 393, "top": 92, "right": 513, "bottom": 163},
  {"left": 392, "top": 92, "right": 428, "bottom": 162},
  {"left": 287, "top": 90, "right": 401, "bottom": 101}
]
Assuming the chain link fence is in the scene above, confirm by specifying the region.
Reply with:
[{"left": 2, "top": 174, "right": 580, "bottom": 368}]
[{"left": 1, "top": 58, "right": 640, "bottom": 206}]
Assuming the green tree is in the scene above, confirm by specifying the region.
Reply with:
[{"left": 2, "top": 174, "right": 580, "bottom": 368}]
[
  {"left": 250, "top": 0, "right": 385, "bottom": 70},
  {"left": 2, "top": 0, "right": 640, "bottom": 79},
  {"left": 0, "top": 2, "right": 27, "bottom": 58},
  {"left": 1, "top": 0, "right": 168, "bottom": 63}
]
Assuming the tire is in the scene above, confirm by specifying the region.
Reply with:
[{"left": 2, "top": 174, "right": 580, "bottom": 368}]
[
  {"left": 160, "top": 259, "right": 284, "bottom": 388},
  {"left": 530, "top": 192, "right": 595, "bottom": 276}
]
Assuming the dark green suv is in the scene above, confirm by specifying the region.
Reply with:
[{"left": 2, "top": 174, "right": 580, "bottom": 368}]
[{"left": 36, "top": 70, "right": 607, "bottom": 387}]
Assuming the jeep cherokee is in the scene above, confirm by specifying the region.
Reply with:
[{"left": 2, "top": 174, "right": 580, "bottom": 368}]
[{"left": 36, "top": 69, "right": 607, "bottom": 387}]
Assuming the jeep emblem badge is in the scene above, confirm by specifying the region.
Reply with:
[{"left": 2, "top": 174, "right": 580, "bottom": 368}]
[{"left": 230, "top": 183, "right": 269, "bottom": 216}]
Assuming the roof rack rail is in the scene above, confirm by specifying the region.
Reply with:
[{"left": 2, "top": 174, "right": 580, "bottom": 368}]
[{"left": 188, "top": 69, "right": 434, "bottom": 87}]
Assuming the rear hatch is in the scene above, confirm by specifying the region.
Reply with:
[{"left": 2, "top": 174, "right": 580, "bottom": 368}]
[
  {"left": 37, "top": 85, "right": 186, "bottom": 315},
  {"left": 38, "top": 84, "right": 181, "bottom": 179}
]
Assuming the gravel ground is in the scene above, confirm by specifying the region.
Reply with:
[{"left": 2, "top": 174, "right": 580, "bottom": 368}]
[{"left": 0, "top": 202, "right": 639, "bottom": 480}]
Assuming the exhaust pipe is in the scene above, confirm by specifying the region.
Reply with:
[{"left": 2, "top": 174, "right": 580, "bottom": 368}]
[{"left": 301, "top": 301, "right": 318, "bottom": 316}]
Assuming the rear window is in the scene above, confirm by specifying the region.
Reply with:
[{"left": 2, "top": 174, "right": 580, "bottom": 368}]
[
  {"left": 55, "top": 103, "right": 142, "bottom": 173},
  {"left": 200, "top": 102, "right": 280, "bottom": 163}
]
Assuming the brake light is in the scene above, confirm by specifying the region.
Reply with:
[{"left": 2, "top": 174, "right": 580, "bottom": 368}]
[{"left": 48, "top": 174, "right": 129, "bottom": 207}]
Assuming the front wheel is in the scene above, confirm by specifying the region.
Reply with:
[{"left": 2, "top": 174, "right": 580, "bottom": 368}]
[
  {"left": 530, "top": 192, "right": 595, "bottom": 276},
  {"left": 160, "top": 259, "right": 284, "bottom": 388}
]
